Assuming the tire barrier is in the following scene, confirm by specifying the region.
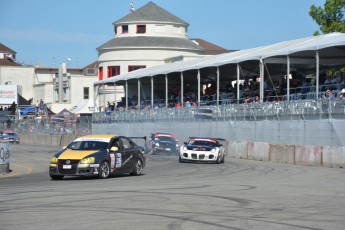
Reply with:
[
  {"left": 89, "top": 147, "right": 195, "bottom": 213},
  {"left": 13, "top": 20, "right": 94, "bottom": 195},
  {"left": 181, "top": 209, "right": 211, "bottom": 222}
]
[{"left": 0, "top": 142, "right": 10, "bottom": 174}]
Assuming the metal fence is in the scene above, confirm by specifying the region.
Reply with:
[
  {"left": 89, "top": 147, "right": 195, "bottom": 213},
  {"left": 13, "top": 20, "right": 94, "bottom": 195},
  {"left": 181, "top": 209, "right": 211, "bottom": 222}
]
[
  {"left": 92, "top": 98, "right": 345, "bottom": 147},
  {"left": 6, "top": 115, "right": 92, "bottom": 136},
  {"left": 92, "top": 99, "right": 345, "bottom": 123}
]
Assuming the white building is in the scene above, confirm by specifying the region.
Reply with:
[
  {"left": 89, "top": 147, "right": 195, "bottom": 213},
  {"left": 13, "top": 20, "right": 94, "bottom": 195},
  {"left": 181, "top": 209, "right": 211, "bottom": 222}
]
[{"left": 95, "top": 1, "right": 230, "bottom": 110}]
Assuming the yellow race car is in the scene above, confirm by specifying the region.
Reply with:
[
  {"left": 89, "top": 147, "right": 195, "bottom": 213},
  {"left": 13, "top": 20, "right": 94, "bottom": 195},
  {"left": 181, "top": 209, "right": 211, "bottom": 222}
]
[{"left": 49, "top": 135, "right": 146, "bottom": 180}]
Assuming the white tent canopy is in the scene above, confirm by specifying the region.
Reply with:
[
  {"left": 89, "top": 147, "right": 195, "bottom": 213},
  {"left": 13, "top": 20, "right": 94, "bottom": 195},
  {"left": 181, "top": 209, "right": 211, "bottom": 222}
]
[{"left": 94, "top": 32, "right": 345, "bottom": 86}]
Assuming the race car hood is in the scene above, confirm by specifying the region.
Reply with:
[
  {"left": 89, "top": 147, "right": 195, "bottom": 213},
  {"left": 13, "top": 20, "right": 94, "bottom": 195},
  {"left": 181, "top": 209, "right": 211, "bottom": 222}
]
[
  {"left": 57, "top": 149, "right": 99, "bottom": 160},
  {"left": 187, "top": 145, "right": 213, "bottom": 151}
]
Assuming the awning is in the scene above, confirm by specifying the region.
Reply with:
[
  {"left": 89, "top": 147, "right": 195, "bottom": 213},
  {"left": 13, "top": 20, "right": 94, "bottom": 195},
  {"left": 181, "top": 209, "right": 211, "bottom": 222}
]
[{"left": 94, "top": 32, "right": 345, "bottom": 86}]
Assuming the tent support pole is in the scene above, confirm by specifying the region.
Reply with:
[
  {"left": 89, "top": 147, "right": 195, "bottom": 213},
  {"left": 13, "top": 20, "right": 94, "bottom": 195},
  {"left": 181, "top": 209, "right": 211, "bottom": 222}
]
[
  {"left": 151, "top": 77, "right": 154, "bottom": 109},
  {"left": 165, "top": 75, "right": 168, "bottom": 108},
  {"left": 316, "top": 50, "right": 319, "bottom": 99},
  {"left": 138, "top": 79, "right": 140, "bottom": 109},
  {"left": 216, "top": 67, "right": 220, "bottom": 106},
  {"left": 125, "top": 81, "right": 128, "bottom": 110},
  {"left": 287, "top": 55, "right": 290, "bottom": 102},
  {"left": 197, "top": 70, "right": 200, "bottom": 106},
  {"left": 181, "top": 72, "right": 184, "bottom": 106},
  {"left": 237, "top": 64, "right": 240, "bottom": 103},
  {"left": 260, "top": 59, "right": 264, "bottom": 102}
]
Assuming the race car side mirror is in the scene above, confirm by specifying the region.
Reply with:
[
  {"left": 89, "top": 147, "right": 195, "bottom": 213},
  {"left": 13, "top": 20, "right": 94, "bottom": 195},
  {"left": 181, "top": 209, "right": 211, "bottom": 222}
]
[
  {"left": 110, "top": 146, "right": 119, "bottom": 152},
  {"left": 184, "top": 142, "right": 187, "bottom": 145},
  {"left": 219, "top": 144, "right": 223, "bottom": 147}
]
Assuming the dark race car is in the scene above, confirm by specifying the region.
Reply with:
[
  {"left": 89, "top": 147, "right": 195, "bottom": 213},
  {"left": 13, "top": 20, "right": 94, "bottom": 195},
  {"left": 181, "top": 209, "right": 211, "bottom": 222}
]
[
  {"left": 147, "top": 133, "right": 179, "bottom": 155},
  {"left": 179, "top": 137, "right": 225, "bottom": 163},
  {"left": 49, "top": 135, "right": 146, "bottom": 180},
  {"left": 0, "top": 130, "right": 20, "bottom": 144}
]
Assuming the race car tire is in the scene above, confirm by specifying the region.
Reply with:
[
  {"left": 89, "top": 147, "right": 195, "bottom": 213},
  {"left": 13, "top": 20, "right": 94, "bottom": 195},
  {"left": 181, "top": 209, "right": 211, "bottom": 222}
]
[
  {"left": 50, "top": 175, "right": 64, "bottom": 180},
  {"left": 179, "top": 155, "right": 185, "bottom": 163},
  {"left": 216, "top": 155, "right": 221, "bottom": 164},
  {"left": 130, "top": 159, "right": 143, "bottom": 176},
  {"left": 220, "top": 154, "right": 225, "bottom": 164},
  {"left": 221, "top": 156, "right": 225, "bottom": 163},
  {"left": 98, "top": 161, "right": 110, "bottom": 179}
]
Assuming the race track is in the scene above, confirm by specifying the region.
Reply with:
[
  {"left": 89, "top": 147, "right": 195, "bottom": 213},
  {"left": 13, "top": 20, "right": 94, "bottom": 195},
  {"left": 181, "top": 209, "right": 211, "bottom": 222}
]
[{"left": 1, "top": 144, "right": 345, "bottom": 230}]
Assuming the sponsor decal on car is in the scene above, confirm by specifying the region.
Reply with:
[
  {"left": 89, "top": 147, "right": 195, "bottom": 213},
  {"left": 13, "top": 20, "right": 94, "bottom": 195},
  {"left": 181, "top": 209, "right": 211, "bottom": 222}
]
[
  {"left": 122, "top": 154, "right": 133, "bottom": 166},
  {"left": 116, "top": 153, "right": 122, "bottom": 168},
  {"left": 75, "top": 137, "right": 111, "bottom": 142}
]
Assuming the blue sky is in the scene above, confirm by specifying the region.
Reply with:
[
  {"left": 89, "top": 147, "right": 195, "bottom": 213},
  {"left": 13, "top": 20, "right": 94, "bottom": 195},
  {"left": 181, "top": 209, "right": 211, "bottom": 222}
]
[{"left": 0, "top": 0, "right": 325, "bottom": 68}]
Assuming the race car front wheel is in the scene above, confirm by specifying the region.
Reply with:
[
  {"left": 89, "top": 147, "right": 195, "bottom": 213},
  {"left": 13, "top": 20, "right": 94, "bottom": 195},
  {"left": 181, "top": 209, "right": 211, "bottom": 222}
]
[
  {"left": 99, "top": 161, "right": 110, "bottom": 179},
  {"left": 130, "top": 159, "right": 143, "bottom": 176}
]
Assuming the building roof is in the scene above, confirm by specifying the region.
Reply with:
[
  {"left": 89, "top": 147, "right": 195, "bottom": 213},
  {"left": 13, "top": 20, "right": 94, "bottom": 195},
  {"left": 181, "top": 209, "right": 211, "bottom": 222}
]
[
  {"left": 0, "top": 43, "right": 16, "bottom": 54},
  {"left": 97, "top": 36, "right": 204, "bottom": 52},
  {"left": 113, "top": 1, "right": 189, "bottom": 26},
  {"left": 191, "top": 39, "right": 236, "bottom": 55},
  {"left": 0, "top": 58, "right": 22, "bottom": 67}
]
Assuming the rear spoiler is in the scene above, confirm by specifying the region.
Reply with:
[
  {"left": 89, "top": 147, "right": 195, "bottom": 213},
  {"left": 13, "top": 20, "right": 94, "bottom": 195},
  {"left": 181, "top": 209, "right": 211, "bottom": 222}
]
[
  {"left": 129, "top": 136, "right": 147, "bottom": 142},
  {"left": 189, "top": 137, "right": 225, "bottom": 141}
]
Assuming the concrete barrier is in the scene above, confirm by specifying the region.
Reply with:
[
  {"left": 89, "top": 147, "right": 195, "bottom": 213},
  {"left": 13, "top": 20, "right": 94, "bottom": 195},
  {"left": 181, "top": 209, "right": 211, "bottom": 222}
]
[
  {"left": 247, "top": 141, "right": 269, "bottom": 161},
  {"left": 13, "top": 134, "right": 345, "bottom": 170},
  {"left": 0, "top": 142, "right": 10, "bottom": 174},
  {"left": 227, "top": 141, "right": 248, "bottom": 159},
  {"left": 295, "top": 145, "right": 322, "bottom": 167},
  {"left": 270, "top": 144, "right": 295, "bottom": 164},
  {"left": 322, "top": 146, "right": 345, "bottom": 168}
]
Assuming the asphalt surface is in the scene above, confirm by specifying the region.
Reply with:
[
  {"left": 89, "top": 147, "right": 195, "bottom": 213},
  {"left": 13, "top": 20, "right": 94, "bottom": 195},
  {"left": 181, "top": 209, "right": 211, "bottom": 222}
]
[{"left": 1, "top": 144, "right": 345, "bottom": 230}]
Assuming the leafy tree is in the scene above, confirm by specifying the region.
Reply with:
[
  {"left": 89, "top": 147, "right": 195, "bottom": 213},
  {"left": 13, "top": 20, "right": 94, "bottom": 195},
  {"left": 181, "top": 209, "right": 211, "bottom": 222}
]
[{"left": 309, "top": 0, "right": 345, "bottom": 35}]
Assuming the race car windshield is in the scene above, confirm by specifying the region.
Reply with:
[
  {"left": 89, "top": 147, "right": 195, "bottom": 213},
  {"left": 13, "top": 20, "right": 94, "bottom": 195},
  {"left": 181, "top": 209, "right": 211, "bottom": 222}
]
[
  {"left": 69, "top": 141, "right": 108, "bottom": 151},
  {"left": 155, "top": 136, "right": 175, "bottom": 142},
  {"left": 189, "top": 140, "right": 217, "bottom": 147}
]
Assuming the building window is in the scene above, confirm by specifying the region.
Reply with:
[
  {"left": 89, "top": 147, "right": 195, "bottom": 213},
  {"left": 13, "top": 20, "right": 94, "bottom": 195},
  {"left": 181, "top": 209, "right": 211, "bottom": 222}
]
[
  {"left": 128, "top": 65, "right": 146, "bottom": 72},
  {"left": 107, "top": 66, "right": 120, "bottom": 77},
  {"left": 137, "top": 25, "right": 146, "bottom": 34},
  {"left": 114, "top": 26, "right": 117, "bottom": 35},
  {"left": 84, "top": 87, "right": 89, "bottom": 99},
  {"left": 122, "top": 25, "right": 128, "bottom": 33},
  {"left": 98, "top": 67, "right": 103, "bottom": 80}
]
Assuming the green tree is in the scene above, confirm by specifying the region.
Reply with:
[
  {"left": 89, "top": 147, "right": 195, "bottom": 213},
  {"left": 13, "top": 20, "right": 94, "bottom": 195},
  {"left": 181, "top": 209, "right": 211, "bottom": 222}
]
[{"left": 309, "top": 0, "right": 345, "bottom": 35}]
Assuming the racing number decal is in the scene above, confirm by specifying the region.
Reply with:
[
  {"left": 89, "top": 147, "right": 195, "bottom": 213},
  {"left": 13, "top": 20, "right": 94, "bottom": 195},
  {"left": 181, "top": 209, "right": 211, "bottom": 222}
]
[
  {"left": 115, "top": 153, "right": 122, "bottom": 168},
  {"left": 110, "top": 153, "right": 115, "bottom": 168},
  {"left": 0, "top": 147, "right": 10, "bottom": 164}
]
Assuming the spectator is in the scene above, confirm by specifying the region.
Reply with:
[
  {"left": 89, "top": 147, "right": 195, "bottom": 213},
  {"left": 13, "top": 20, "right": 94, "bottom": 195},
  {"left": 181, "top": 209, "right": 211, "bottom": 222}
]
[
  {"left": 323, "top": 89, "right": 336, "bottom": 100},
  {"left": 176, "top": 102, "right": 182, "bottom": 108},
  {"left": 254, "top": 96, "right": 260, "bottom": 103},
  {"left": 338, "top": 88, "right": 345, "bottom": 99},
  {"left": 185, "top": 101, "right": 192, "bottom": 108},
  {"left": 244, "top": 95, "right": 251, "bottom": 103}
]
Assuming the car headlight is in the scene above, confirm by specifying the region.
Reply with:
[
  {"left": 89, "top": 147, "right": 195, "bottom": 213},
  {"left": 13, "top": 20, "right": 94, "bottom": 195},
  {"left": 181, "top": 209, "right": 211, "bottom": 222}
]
[
  {"left": 182, "top": 146, "right": 187, "bottom": 151},
  {"left": 80, "top": 157, "right": 95, "bottom": 164},
  {"left": 211, "top": 148, "right": 217, "bottom": 153},
  {"left": 50, "top": 157, "right": 58, "bottom": 163},
  {"left": 155, "top": 143, "right": 160, "bottom": 147}
]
